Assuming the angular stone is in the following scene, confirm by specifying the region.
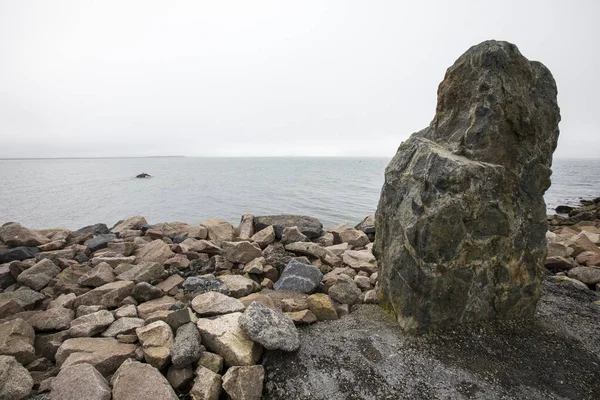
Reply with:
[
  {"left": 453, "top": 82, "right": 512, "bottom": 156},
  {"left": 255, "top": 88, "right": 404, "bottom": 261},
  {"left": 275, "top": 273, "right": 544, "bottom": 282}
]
[
  {"left": 239, "top": 293, "right": 276, "bottom": 310},
  {"left": 375, "top": 41, "right": 560, "bottom": 333},
  {"left": 219, "top": 275, "right": 255, "bottom": 298},
  {"left": 136, "top": 321, "right": 173, "bottom": 369},
  {"left": 111, "top": 216, "right": 148, "bottom": 235},
  {"left": 565, "top": 232, "right": 600, "bottom": 257},
  {"left": 0, "top": 355, "right": 33, "bottom": 400},
  {"left": 342, "top": 250, "right": 377, "bottom": 273},
  {"left": 78, "top": 262, "right": 115, "bottom": 287},
  {"left": 84, "top": 234, "right": 116, "bottom": 253},
  {"left": 237, "top": 213, "right": 255, "bottom": 240},
  {"left": 250, "top": 226, "right": 275, "bottom": 249},
  {"left": 198, "top": 351, "right": 224, "bottom": 374},
  {"left": 55, "top": 337, "right": 137, "bottom": 376},
  {"left": 48, "top": 293, "right": 77, "bottom": 309},
  {"left": 171, "top": 322, "right": 203, "bottom": 368},
  {"left": 328, "top": 274, "right": 362, "bottom": 305},
  {"left": 286, "top": 309, "right": 318, "bottom": 325},
  {"left": 34, "top": 330, "right": 70, "bottom": 362},
  {"left": 222, "top": 241, "right": 262, "bottom": 264},
  {"left": 0, "top": 318, "right": 36, "bottom": 364},
  {"left": 254, "top": 215, "right": 323, "bottom": 240},
  {"left": 77, "top": 305, "right": 105, "bottom": 318},
  {"left": 363, "top": 289, "right": 379, "bottom": 304},
  {"left": 273, "top": 260, "right": 322, "bottom": 294},
  {"left": 68, "top": 310, "right": 115, "bottom": 337},
  {"left": 167, "top": 365, "right": 194, "bottom": 392},
  {"left": 222, "top": 365, "right": 264, "bottom": 400},
  {"left": 200, "top": 218, "right": 235, "bottom": 245},
  {"left": 156, "top": 274, "right": 184, "bottom": 293},
  {"left": 339, "top": 228, "right": 370, "bottom": 248},
  {"left": 134, "top": 240, "right": 175, "bottom": 264},
  {"left": 567, "top": 267, "right": 600, "bottom": 285},
  {"left": 192, "top": 291, "right": 245, "bottom": 316},
  {"left": 284, "top": 242, "right": 341, "bottom": 267},
  {"left": 355, "top": 275, "right": 372, "bottom": 290},
  {"left": 280, "top": 226, "right": 309, "bottom": 245},
  {"left": 137, "top": 296, "right": 177, "bottom": 319},
  {"left": 91, "top": 256, "right": 135, "bottom": 268},
  {"left": 180, "top": 238, "right": 222, "bottom": 255},
  {"left": 17, "top": 259, "right": 61, "bottom": 291},
  {"left": 306, "top": 293, "right": 338, "bottom": 321},
  {"left": 325, "top": 243, "right": 352, "bottom": 257},
  {"left": 132, "top": 282, "right": 163, "bottom": 302},
  {"left": 243, "top": 257, "right": 264, "bottom": 274},
  {"left": 113, "top": 304, "right": 138, "bottom": 318},
  {"left": 321, "top": 267, "right": 357, "bottom": 292},
  {"left": 196, "top": 312, "right": 262, "bottom": 366},
  {"left": 111, "top": 359, "right": 178, "bottom": 400},
  {"left": 0, "top": 223, "right": 49, "bottom": 247},
  {"left": 239, "top": 301, "right": 299, "bottom": 351},
  {"left": 116, "top": 261, "right": 163, "bottom": 283},
  {"left": 50, "top": 363, "right": 110, "bottom": 400},
  {"left": 0, "top": 247, "right": 40, "bottom": 264},
  {"left": 355, "top": 214, "right": 376, "bottom": 236},
  {"left": 190, "top": 366, "right": 221, "bottom": 400},
  {"left": 101, "top": 317, "right": 144, "bottom": 337},
  {"left": 72, "top": 281, "right": 134, "bottom": 308},
  {"left": 29, "top": 307, "right": 74, "bottom": 332},
  {"left": 0, "top": 298, "right": 23, "bottom": 319}
]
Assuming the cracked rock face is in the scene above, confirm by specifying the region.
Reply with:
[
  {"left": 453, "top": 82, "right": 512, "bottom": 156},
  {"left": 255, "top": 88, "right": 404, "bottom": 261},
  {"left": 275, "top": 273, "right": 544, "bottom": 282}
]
[{"left": 375, "top": 40, "right": 561, "bottom": 333}]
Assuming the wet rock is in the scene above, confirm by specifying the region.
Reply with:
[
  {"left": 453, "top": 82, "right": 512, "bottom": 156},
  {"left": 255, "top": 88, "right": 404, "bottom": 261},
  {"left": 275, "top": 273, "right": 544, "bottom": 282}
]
[
  {"left": 0, "top": 318, "right": 36, "bottom": 364},
  {"left": 134, "top": 240, "right": 175, "bottom": 264},
  {"left": 55, "top": 337, "right": 137, "bottom": 376},
  {"left": 101, "top": 317, "right": 144, "bottom": 337},
  {"left": 190, "top": 366, "right": 221, "bottom": 400},
  {"left": 171, "top": 322, "right": 203, "bottom": 368},
  {"left": 254, "top": 215, "right": 323, "bottom": 240},
  {"left": 78, "top": 262, "right": 115, "bottom": 287},
  {"left": 239, "top": 301, "right": 299, "bottom": 351},
  {"left": 306, "top": 293, "right": 338, "bottom": 321},
  {"left": 111, "top": 359, "right": 178, "bottom": 400},
  {"left": 273, "top": 260, "right": 322, "bottom": 294},
  {"left": 196, "top": 312, "right": 262, "bottom": 366},
  {"left": 375, "top": 41, "right": 560, "bottom": 333},
  {"left": 17, "top": 259, "right": 61, "bottom": 291},
  {"left": 72, "top": 281, "right": 134, "bottom": 308},
  {"left": 29, "top": 307, "right": 74, "bottom": 332},
  {"left": 50, "top": 363, "right": 110, "bottom": 400},
  {"left": 0, "top": 246, "right": 40, "bottom": 264},
  {"left": 0, "top": 223, "right": 50, "bottom": 247},
  {"left": 328, "top": 274, "right": 361, "bottom": 305},
  {"left": 250, "top": 226, "right": 275, "bottom": 249},
  {"left": 222, "top": 365, "right": 265, "bottom": 400},
  {"left": 0, "top": 355, "right": 33, "bottom": 400},
  {"left": 192, "top": 291, "right": 245, "bottom": 316},
  {"left": 136, "top": 321, "right": 174, "bottom": 369},
  {"left": 200, "top": 219, "right": 235, "bottom": 245},
  {"left": 219, "top": 275, "right": 255, "bottom": 298},
  {"left": 68, "top": 310, "right": 115, "bottom": 337}
]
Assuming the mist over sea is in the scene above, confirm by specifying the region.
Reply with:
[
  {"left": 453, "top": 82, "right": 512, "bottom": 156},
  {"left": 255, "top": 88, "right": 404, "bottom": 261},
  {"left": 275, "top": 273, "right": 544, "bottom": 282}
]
[{"left": 0, "top": 157, "right": 598, "bottom": 230}]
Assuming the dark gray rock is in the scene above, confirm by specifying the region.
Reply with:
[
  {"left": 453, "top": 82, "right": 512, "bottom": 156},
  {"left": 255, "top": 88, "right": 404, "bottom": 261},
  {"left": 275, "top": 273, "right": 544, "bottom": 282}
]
[
  {"left": 182, "top": 276, "right": 229, "bottom": 296},
  {"left": 239, "top": 301, "right": 299, "bottom": 351},
  {"left": 132, "top": 282, "right": 164, "bottom": 302},
  {"left": 354, "top": 215, "right": 375, "bottom": 241},
  {"left": 273, "top": 260, "right": 322, "bottom": 294},
  {"left": 84, "top": 234, "right": 116, "bottom": 253},
  {"left": 171, "top": 322, "right": 203, "bottom": 368},
  {"left": 262, "top": 280, "right": 600, "bottom": 400},
  {"left": 374, "top": 41, "right": 560, "bottom": 333},
  {"left": 0, "top": 247, "right": 39, "bottom": 264},
  {"left": 254, "top": 215, "right": 323, "bottom": 240},
  {"left": 0, "top": 264, "right": 16, "bottom": 289},
  {"left": 66, "top": 224, "right": 110, "bottom": 245}
]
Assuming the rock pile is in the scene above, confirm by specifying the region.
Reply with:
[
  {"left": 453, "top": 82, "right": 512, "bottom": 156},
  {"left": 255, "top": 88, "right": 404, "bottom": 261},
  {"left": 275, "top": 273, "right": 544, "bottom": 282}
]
[
  {"left": 375, "top": 40, "right": 561, "bottom": 333},
  {"left": 0, "top": 214, "right": 377, "bottom": 399}
]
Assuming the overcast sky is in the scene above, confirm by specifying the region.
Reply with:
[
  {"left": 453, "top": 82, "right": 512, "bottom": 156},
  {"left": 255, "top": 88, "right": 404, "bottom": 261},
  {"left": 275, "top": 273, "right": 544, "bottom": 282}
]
[{"left": 0, "top": 1, "right": 598, "bottom": 158}]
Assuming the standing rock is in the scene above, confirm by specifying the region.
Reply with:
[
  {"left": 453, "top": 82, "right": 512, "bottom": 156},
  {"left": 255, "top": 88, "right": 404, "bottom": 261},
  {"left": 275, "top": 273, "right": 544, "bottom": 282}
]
[
  {"left": 111, "top": 359, "right": 178, "bottom": 400},
  {"left": 239, "top": 301, "right": 299, "bottom": 351},
  {"left": 222, "top": 365, "right": 265, "bottom": 400},
  {"left": 192, "top": 291, "right": 245, "bottom": 316},
  {"left": 375, "top": 41, "right": 560, "bottom": 333},
  {"left": 17, "top": 259, "right": 61, "bottom": 291},
  {"left": 200, "top": 219, "right": 235, "bottom": 245},
  {"left": 273, "top": 260, "right": 322, "bottom": 294},
  {"left": 0, "top": 318, "right": 36, "bottom": 365},
  {"left": 190, "top": 366, "right": 222, "bottom": 400},
  {"left": 0, "top": 223, "right": 50, "bottom": 247},
  {"left": 196, "top": 312, "right": 262, "bottom": 366},
  {"left": 355, "top": 214, "right": 376, "bottom": 241},
  {"left": 50, "top": 363, "right": 111, "bottom": 400},
  {"left": 136, "top": 321, "right": 174, "bottom": 369},
  {"left": 254, "top": 215, "right": 323, "bottom": 240},
  {"left": 134, "top": 240, "right": 175, "bottom": 264},
  {"left": 0, "top": 355, "right": 33, "bottom": 400},
  {"left": 237, "top": 213, "right": 255, "bottom": 240},
  {"left": 171, "top": 322, "right": 203, "bottom": 368}
]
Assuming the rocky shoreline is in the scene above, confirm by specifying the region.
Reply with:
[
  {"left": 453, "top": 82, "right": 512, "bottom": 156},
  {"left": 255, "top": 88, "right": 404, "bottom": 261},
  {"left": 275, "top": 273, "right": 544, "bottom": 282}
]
[
  {"left": 0, "top": 213, "right": 379, "bottom": 399},
  {"left": 0, "top": 203, "right": 598, "bottom": 399}
]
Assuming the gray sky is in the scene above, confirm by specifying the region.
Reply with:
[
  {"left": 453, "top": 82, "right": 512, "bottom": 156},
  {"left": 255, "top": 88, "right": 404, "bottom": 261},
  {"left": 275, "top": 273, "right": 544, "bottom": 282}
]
[{"left": 0, "top": 0, "right": 598, "bottom": 158}]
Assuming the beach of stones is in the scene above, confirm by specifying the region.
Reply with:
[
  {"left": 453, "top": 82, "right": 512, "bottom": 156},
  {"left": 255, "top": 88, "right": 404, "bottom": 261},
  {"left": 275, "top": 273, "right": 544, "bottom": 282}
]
[{"left": 0, "top": 214, "right": 379, "bottom": 400}]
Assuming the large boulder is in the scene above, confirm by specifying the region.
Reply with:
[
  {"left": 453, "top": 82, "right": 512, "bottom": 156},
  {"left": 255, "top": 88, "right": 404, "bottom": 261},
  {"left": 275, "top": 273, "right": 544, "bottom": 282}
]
[
  {"left": 239, "top": 301, "right": 299, "bottom": 351},
  {"left": 374, "top": 41, "right": 560, "bottom": 333},
  {"left": 254, "top": 215, "right": 323, "bottom": 240},
  {"left": 16, "top": 258, "right": 61, "bottom": 291},
  {"left": 273, "top": 260, "right": 322, "bottom": 294},
  {"left": 0, "top": 355, "right": 33, "bottom": 400}
]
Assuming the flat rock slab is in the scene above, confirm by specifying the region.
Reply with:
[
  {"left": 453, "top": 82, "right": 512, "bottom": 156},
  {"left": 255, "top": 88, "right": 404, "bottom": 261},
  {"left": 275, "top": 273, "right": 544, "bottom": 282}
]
[{"left": 263, "top": 280, "right": 600, "bottom": 400}]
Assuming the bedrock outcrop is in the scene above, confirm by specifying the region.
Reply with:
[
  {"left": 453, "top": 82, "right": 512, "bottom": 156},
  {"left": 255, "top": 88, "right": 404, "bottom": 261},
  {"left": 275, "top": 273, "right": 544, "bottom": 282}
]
[{"left": 375, "top": 40, "right": 561, "bottom": 333}]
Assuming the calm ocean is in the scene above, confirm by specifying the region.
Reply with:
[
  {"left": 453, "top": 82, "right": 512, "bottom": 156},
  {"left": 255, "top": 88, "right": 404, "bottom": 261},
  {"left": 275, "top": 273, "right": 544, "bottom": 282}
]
[{"left": 0, "top": 157, "right": 597, "bottom": 230}]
